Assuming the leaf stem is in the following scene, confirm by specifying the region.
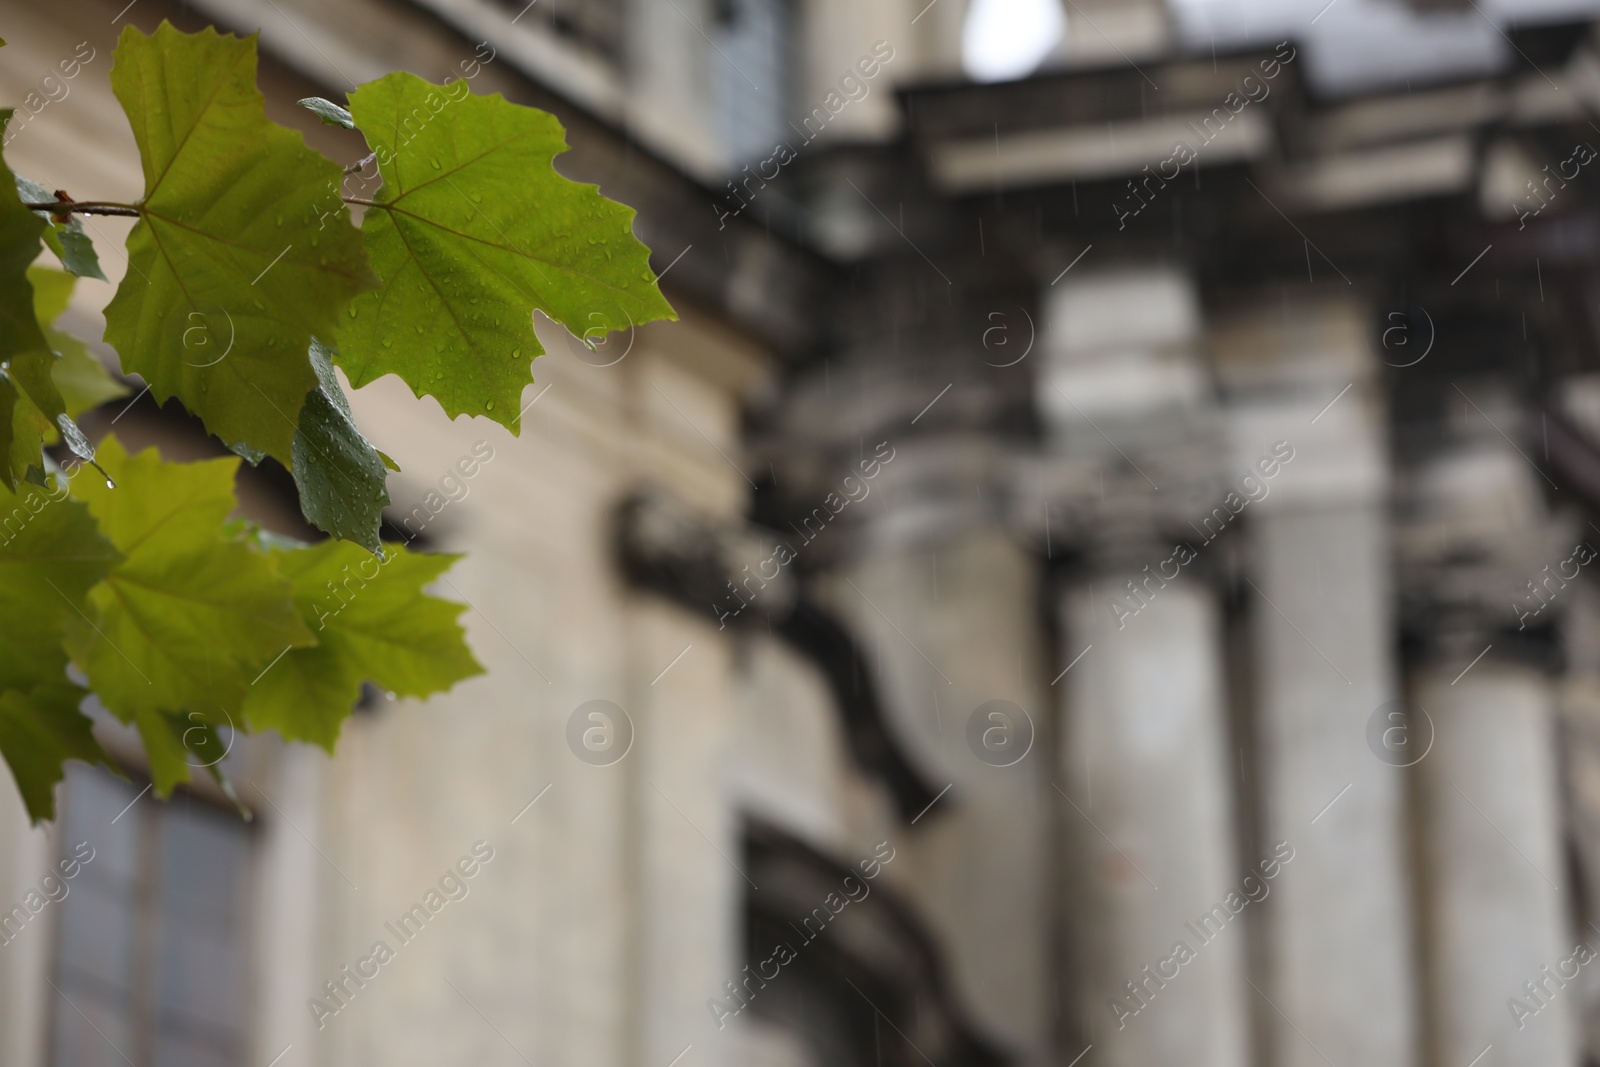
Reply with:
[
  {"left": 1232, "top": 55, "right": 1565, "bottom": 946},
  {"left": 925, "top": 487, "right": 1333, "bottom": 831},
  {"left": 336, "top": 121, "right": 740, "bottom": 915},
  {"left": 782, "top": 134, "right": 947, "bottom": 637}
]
[
  {"left": 21, "top": 201, "right": 142, "bottom": 218},
  {"left": 344, "top": 153, "right": 376, "bottom": 175}
]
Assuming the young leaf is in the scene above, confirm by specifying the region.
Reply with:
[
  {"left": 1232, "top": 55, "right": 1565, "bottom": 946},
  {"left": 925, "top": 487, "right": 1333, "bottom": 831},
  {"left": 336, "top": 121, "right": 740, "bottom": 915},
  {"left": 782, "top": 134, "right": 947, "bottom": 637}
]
[
  {"left": 241, "top": 539, "right": 483, "bottom": 748},
  {"left": 339, "top": 72, "right": 675, "bottom": 428},
  {"left": 102, "top": 23, "right": 373, "bottom": 465},
  {"left": 15, "top": 175, "right": 107, "bottom": 281},
  {"left": 29, "top": 266, "right": 130, "bottom": 417},
  {"left": 298, "top": 97, "right": 355, "bottom": 130},
  {"left": 292, "top": 340, "right": 390, "bottom": 552},
  {"left": 63, "top": 438, "right": 315, "bottom": 731}
]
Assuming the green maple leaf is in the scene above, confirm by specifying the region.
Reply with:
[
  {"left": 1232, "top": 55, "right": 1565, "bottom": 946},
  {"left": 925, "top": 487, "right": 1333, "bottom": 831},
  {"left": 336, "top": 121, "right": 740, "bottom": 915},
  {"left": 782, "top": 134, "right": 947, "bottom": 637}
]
[
  {"left": 0, "top": 473, "right": 121, "bottom": 822},
  {"left": 102, "top": 23, "right": 373, "bottom": 465},
  {"left": 0, "top": 378, "right": 47, "bottom": 491},
  {"left": 0, "top": 682, "right": 110, "bottom": 823},
  {"left": 15, "top": 175, "right": 107, "bottom": 281},
  {"left": 63, "top": 438, "right": 315, "bottom": 756},
  {"left": 30, "top": 266, "right": 130, "bottom": 418},
  {"left": 0, "top": 140, "right": 47, "bottom": 347},
  {"left": 133, "top": 705, "right": 239, "bottom": 801},
  {"left": 0, "top": 474, "right": 122, "bottom": 693},
  {"left": 0, "top": 139, "right": 110, "bottom": 485},
  {"left": 242, "top": 539, "right": 482, "bottom": 748},
  {"left": 0, "top": 112, "right": 57, "bottom": 489},
  {"left": 338, "top": 72, "right": 675, "bottom": 427},
  {"left": 1, "top": 134, "right": 151, "bottom": 488},
  {"left": 292, "top": 340, "right": 389, "bottom": 553}
]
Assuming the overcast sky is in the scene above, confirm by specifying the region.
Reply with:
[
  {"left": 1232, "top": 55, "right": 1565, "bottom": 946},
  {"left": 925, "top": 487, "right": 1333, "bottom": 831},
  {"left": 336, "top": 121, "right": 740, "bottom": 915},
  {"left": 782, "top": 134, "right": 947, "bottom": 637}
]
[{"left": 1166, "top": 0, "right": 1600, "bottom": 94}]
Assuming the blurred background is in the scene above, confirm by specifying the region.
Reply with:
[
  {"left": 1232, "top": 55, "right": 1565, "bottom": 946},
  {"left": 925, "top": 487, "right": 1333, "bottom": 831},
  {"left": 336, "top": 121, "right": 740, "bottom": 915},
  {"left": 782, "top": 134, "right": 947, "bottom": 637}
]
[{"left": 8, "top": 0, "right": 1600, "bottom": 1065}]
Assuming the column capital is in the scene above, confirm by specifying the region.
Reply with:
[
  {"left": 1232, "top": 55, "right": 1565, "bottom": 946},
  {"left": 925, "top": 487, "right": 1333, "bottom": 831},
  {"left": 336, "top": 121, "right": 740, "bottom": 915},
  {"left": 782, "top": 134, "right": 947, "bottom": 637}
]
[
  {"left": 1211, "top": 289, "right": 1390, "bottom": 511},
  {"left": 1396, "top": 437, "right": 1575, "bottom": 666},
  {"left": 1022, "top": 262, "right": 1232, "bottom": 567},
  {"left": 844, "top": 433, "right": 1012, "bottom": 555}
]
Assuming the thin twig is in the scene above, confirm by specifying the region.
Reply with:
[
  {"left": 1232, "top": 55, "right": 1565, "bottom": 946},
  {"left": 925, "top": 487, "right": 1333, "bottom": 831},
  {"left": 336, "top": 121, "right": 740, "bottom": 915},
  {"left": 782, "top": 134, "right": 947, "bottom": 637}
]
[{"left": 21, "top": 200, "right": 142, "bottom": 217}]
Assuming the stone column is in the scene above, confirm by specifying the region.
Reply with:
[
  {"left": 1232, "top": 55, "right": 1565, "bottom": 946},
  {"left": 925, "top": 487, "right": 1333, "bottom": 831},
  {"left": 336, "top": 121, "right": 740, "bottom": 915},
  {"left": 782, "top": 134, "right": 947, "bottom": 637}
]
[
  {"left": 1416, "top": 659, "right": 1577, "bottom": 1064},
  {"left": 1397, "top": 436, "right": 1580, "bottom": 1066},
  {"left": 1039, "top": 264, "right": 1249, "bottom": 1065},
  {"left": 1561, "top": 579, "right": 1600, "bottom": 1061},
  {"left": 1216, "top": 292, "right": 1419, "bottom": 1067},
  {"left": 0, "top": 779, "right": 51, "bottom": 1067},
  {"left": 1059, "top": 569, "right": 1247, "bottom": 1064},
  {"left": 1246, "top": 503, "right": 1415, "bottom": 1066},
  {"left": 251, "top": 741, "right": 331, "bottom": 1067},
  {"left": 631, "top": 597, "right": 741, "bottom": 1067}
]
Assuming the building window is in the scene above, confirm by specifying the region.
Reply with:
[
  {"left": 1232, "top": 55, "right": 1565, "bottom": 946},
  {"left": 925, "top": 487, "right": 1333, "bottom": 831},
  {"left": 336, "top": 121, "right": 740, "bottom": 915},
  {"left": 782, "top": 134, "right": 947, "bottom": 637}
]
[
  {"left": 47, "top": 764, "right": 254, "bottom": 1067},
  {"left": 714, "top": 0, "right": 794, "bottom": 166}
]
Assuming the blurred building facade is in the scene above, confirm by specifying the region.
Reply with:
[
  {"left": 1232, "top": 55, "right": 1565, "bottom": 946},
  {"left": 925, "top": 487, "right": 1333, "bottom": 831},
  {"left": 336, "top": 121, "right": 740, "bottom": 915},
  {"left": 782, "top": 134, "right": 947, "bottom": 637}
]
[{"left": 9, "top": 1, "right": 1600, "bottom": 1066}]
